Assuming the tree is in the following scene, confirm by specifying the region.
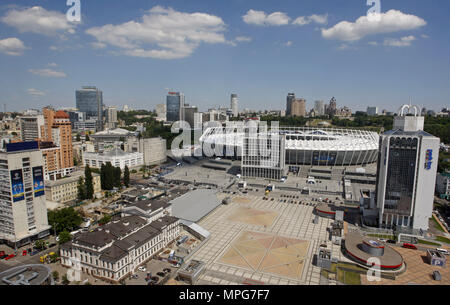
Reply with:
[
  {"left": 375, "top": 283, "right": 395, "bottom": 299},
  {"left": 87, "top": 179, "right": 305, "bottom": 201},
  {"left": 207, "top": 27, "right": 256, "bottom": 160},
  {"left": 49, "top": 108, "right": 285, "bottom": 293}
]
[
  {"left": 61, "top": 274, "right": 70, "bottom": 285},
  {"left": 85, "top": 165, "right": 94, "bottom": 199},
  {"left": 52, "top": 271, "right": 59, "bottom": 282},
  {"left": 124, "top": 166, "right": 130, "bottom": 188},
  {"left": 34, "top": 240, "right": 46, "bottom": 250},
  {"left": 85, "top": 134, "right": 90, "bottom": 141},
  {"left": 99, "top": 214, "right": 112, "bottom": 226},
  {"left": 58, "top": 231, "right": 72, "bottom": 245},
  {"left": 76, "top": 134, "right": 81, "bottom": 142},
  {"left": 47, "top": 208, "right": 83, "bottom": 235},
  {"left": 77, "top": 177, "right": 85, "bottom": 201},
  {"left": 113, "top": 167, "right": 122, "bottom": 188},
  {"left": 100, "top": 164, "right": 106, "bottom": 190}
]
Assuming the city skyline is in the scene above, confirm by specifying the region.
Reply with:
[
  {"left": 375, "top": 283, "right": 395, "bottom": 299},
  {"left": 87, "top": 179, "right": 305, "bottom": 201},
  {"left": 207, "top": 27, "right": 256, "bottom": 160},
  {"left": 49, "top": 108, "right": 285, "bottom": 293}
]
[{"left": 0, "top": 0, "right": 449, "bottom": 112}]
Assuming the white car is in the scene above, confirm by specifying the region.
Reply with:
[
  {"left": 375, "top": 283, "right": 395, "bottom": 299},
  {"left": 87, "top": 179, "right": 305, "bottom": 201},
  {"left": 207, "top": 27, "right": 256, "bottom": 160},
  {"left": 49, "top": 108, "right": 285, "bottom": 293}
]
[
  {"left": 436, "top": 248, "right": 449, "bottom": 255},
  {"left": 138, "top": 266, "right": 146, "bottom": 272}
]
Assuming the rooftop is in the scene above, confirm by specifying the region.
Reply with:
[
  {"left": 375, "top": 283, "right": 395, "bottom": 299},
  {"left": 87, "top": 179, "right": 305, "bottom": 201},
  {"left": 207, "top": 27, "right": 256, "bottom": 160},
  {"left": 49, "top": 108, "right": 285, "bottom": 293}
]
[{"left": 170, "top": 189, "right": 222, "bottom": 222}]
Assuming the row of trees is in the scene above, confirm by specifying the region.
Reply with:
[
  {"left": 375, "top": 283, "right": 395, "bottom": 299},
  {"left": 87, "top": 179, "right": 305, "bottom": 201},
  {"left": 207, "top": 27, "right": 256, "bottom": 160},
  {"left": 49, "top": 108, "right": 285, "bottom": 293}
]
[
  {"left": 47, "top": 207, "right": 84, "bottom": 244},
  {"left": 77, "top": 166, "right": 95, "bottom": 200},
  {"left": 100, "top": 163, "right": 130, "bottom": 190}
]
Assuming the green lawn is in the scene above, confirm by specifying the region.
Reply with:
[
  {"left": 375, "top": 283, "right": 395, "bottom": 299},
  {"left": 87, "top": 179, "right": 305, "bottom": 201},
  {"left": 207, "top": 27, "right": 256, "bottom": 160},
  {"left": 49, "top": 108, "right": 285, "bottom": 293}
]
[
  {"left": 337, "top": 269, "right": 361, "bottom": 285},
  {"left": 418, "top": 239, "right": 441, "bottom": 246},
  {"left": 430, "top": 217, "right": 446, "bottom": 232},
  {"left": 436, "top": 236, "right": 450, "bottom": 245}
]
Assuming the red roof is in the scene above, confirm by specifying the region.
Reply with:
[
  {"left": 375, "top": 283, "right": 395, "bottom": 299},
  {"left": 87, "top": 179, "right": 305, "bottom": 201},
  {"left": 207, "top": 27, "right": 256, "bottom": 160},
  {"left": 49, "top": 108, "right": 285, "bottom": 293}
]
[{"left": 54, "top": 110, "right": 69, "bottom": 119}]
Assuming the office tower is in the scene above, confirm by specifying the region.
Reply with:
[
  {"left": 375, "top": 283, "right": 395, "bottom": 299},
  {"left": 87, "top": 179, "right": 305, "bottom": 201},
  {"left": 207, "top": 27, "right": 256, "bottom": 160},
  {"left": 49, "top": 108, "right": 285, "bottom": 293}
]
[
  {"left": 286, "top": 93, "right": 296, "bottom": 116},
  {"left": 184, "top": 106, "right": 198, "bottom": 128},
  {"left": 75, "top": 86, "right": 104, "bottom": 131},
  {"left": 155, "top": 104, "right": 167, "bottom": 121},
  {"left": 231, "top": 94, "right": 239, "bottom": 117},
  {"left": 367, "top": 107, "right": 379, "bottom": 116},
  {"left": 105, "top": 106, "right": 118, "bottom": 129},
  {"left": 0, "top": 141, "right": 51, "bottom": 247},
  {"left": 291, "top": 98, "right": 306, "bottom": 117},
  {"left": 375, "top": 104, "right": 440, "bottom": 232},
  {"left": 20, "top": 115, "right": 45, "bottom": 142},
  {"left": 314, "top": 101, "right": 325, "bottom": 116},
  {"left": 166, "top": 92, "right": 185, "bottom": 123}
]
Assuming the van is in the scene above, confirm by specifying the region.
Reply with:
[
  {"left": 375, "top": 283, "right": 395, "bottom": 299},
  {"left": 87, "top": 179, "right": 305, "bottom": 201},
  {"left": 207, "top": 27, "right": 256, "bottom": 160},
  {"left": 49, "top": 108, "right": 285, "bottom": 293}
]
[{"left": 436, "top": 248, "right": 449, "bottom": 255}]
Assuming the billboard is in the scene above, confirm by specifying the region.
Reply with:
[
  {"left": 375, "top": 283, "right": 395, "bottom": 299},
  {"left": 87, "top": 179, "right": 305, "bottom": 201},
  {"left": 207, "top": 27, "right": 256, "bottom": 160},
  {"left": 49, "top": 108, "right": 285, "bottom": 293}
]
[
  {"left": 10, "top": 169, "right": 25, "bottom": 202},
  {"left": 32, "top": 166, "right": 45, "bottom": 197}
]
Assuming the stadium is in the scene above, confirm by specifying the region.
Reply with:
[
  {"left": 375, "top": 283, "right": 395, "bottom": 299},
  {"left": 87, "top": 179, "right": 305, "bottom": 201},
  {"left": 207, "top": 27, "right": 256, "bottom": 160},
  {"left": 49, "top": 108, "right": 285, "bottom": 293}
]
[{"left": 199, "top": 126, "right": 379, "bottom": 166}]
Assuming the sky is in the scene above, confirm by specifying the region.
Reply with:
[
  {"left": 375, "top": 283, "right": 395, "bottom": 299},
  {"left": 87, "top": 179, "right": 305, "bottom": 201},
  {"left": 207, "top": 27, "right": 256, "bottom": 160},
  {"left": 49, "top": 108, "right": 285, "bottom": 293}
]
[{"left": 0, "top": 0, "right": 449, "bottom": 113}]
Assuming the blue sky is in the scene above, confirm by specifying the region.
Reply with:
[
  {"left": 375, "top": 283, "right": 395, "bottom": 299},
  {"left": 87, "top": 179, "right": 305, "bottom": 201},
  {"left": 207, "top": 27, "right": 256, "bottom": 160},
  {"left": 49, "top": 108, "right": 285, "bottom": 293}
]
[{"left": 0, "top": 0, "right": 449, "bottom": 113}]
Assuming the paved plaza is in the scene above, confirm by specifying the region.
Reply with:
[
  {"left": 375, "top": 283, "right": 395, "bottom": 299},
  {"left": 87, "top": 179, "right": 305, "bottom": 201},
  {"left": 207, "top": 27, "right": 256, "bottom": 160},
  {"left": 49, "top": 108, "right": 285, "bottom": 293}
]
[{"left": 189, "top": 192, "right": 350, "bottom": 285}]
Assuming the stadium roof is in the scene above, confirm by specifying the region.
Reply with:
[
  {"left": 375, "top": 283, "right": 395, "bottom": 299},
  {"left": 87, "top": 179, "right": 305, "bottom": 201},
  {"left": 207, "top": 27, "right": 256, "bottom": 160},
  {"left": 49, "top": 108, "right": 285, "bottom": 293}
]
[{"left": 170, "top": 189, "right": 221, "bottom": 222}]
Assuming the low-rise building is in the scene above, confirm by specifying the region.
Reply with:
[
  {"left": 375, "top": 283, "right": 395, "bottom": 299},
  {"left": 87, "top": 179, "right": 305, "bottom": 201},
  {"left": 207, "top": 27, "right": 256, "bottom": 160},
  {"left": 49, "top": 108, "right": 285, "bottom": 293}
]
[
  {"left": 83, "top": 148, "right": 143, "bottom": 170},
  {"left": 45, "top": 171, "right": 101, "bottom": 203},
  {"left": 60, "top": 213, "right": 180, "bottom": 282},
  {"left": 436, "top": 172, "right": 450, "bottom": 199}
]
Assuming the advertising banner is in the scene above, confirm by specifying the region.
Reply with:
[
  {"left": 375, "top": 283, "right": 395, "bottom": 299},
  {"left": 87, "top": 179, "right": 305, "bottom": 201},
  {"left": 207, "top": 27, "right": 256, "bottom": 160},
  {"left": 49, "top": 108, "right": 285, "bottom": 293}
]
[
  {"left": 10, "top": 169, "right": 25, "bottom": 202},
  {"left": 32, "top": 166, "right": 45, "bottom": 197}
]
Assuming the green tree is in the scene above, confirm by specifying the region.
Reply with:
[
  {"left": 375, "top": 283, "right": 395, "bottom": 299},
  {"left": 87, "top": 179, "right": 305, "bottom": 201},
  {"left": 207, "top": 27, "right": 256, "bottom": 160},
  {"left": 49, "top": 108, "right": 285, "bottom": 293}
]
[
  {"left": 58, "top": 231, "right": 72, "bottom": 245},
  {"left": 85, "top": 165, "right": 94, "bottom": 199},
  {"left": 77, "top": 177, "right": 85, "bottom": 201},
  {"left": 99, "top": 214, "right": 112, "bottom": 226},
  {"left": 61, "top": 274, "right": 70, "bottom": 285},
  {"left": 124, "top": 165, "right": 130, "bottom": 188},
  {"left": 52, "top": 271, "right": 59, "bottom": 282},
  {"left": 85, "top": 134, "right": 90, "bottom": 141},
  {"left": 114, "top": 167, "right": 122, "bottom": 188},
  {"left": 34, "top": 240, "right": 46, "bottom": 250},
  {"left": 76, "top": 134, "right": 81, "bottom": 142},
  {"left": 48, "top": 208, "right": 83, "bottom": 235}
]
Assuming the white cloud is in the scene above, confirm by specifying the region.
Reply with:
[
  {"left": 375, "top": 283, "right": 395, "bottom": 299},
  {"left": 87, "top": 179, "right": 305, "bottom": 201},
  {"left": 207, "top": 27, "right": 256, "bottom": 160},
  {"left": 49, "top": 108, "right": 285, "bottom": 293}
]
[
  {"left": 293, "top": 14, "right": 328, "bottom": 26},
  {"left": 243, "top": 9, "right": 290, "bottom": 26},
  {"left": 48, "top": 62, "right": 58, "bottom": 67},
  {"left": 91, "top": 42, "right": 107, "bottom": 49},
  {"left": 1, "top": 6, "right": 76, "bottom": 37},
  {"left": 235, "top": 36, "right": 252, "bottom": 42},
  {"left": 85, "top": 6, "right": 228, "bottom": 59},
  {"left": 29, "top": 68, "right": 67, "bottom": 78},
  {"left": 0, "top": 37, "right": 27, "bottom": 56},
  {"left": 383, "top": 35, "right": 416, "bottom": 47},
  {"left": 322, "top": 9, "right": 426, "bottom": 41},
  {"left": 368, "top": 41, "right": 378, "bottom": 46},
  {"left": 421, "top": 34, "right": 429, "bottom": 39},
  {"left": 285, "top": 41, "right": 293, "bottom": 47},
  {"left": 27, "top": 88, "right": 46, "bottom": 96}
]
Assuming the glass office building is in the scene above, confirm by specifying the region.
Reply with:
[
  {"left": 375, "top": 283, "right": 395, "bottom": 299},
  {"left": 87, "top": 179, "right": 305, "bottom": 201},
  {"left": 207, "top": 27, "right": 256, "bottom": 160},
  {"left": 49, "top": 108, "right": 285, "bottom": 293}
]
[
  {"left": 166, "top": 92, "right": 185, "bottom": 123},
  {"left": 76, "top": 86, "right": 104, "bottom": 130}
]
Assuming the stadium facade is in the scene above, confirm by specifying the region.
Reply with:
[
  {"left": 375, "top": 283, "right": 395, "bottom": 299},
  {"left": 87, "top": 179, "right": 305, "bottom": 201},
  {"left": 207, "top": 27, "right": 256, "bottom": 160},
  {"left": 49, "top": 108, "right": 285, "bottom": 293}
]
[{"left": 199, "top": 125, "right": 379, "bottom": 168}]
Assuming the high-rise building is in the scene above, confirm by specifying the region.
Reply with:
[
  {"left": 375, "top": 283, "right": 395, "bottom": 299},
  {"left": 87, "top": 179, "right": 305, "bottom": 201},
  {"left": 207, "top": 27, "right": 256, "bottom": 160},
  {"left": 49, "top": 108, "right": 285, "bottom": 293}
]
[
  {"left": 155, "top": 104, "right": 167, "bottom": 122},
  {"left": 291, "top": 98, "right": 306, "bottom": 117},
  {"left": 105, "top": 106, "right": 118, "bottom": 129},
  {"left": 0, "top": 141, "right": 51, "bottom": 247},
  {"left": 326, "top": 97, "right": 337, "bottom": 116},
  {"left": 76, "top": 86, "right": 104, "bottom": 131},
  {"left": 41, "top": 108, "right": 75, "bottom": 180},
  {"left": 20, "top": 115, "right": 45, "bottom": 142},
  {"left": 166, "top": 92, "right": 185, "bottom": 123},
  {"left": 374, "top": 104, "right": 440, "bottom": 232},
  {"left": 314, "top": 101, "right": 325, "bottom": 116},
  {"left": 286, "top": 93, "right": 296, "bottom": 116},
  {"left": 231, "top": 94, "right": 239, "bottom": 117},
  {"left": 367, "top": 107, "right": 379, "bottom": 116},
  {"left": 184, "top": 106, "right": 198, "bottom": 128}
]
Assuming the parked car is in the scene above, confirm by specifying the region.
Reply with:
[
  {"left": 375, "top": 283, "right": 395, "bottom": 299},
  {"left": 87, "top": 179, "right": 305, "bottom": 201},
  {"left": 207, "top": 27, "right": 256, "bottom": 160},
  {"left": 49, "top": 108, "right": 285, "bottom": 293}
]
[
  {"left": 433, "top": 270, "right": 442, "bottom": 281},
  {"left": 138, "top": 266, "right": 147, "bottom": 272},
  {"left": 5, "top": 254, "right": 15, "bottom": 260},
  {"left": 436, "top": 248, "right": 449, "bottom": 255},
  {"left": 0, "top": 251, "right": 5, "bottom": 256},
  {"left": 0, "top": 254, "right": 8, "bottom": 260},
  {"left": 402, "top": 243, "right": 417, "bottom": 250},
  {"left": 386, "top": 240, "right": 396, "bottom": 244}
]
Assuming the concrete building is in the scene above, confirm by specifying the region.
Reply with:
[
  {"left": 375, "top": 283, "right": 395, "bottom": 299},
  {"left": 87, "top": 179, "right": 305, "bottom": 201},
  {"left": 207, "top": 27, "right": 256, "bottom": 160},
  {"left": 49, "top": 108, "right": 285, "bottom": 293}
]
[
  {"left": 90, "top": 128, "right": 136, "bottom": 153},
  {"left": 83, "top": 148, "right": 143, "bottom": 170},
  {"left": 124, "top": 137, "right": 167, "bottom": 166},
  {"left": 367, "top": 107, "right": 379, "bottom": 116},
  {"left": 436, "top": 172, "right": 450, "bottom": 199},
  {"left": 286, "top": 93, "right": 296, "bottom": 116},
  {"left": 73, "top": 120, "right": 97, "bottom": 133},
  {"left": 0, "top": 142, "right": 51, "bottom": 247},
  {"left": 105, "top": 107, "right": 118, "bottom": 129},
  {"left": 326, "top": 97, "right": 337, "bottom": 116},
  {"left": 374, "top": 104, "right": 440, "bottom": 231},
  {"left": 19, "top": 115, "right": 44, "bottom": 142},
  {"left": 60, "top": 211, "right": 180, "bottom": 282},
  {"left": 45, "top": 171, "right": 101, "bottom": 203},
  {"left": 155, "top": 104, "right": 166, "bottom": 122},
  {"left": 184, "top": 106, "right": 198, "bottom": 129},
  {"left": 290, "top": 98, "right": 306, "bottom": 117},
  {"left": 314, "top": 100, "right": 325, "bottom": 116},
  {"left": 76, "top": 86, "right": 104, "bottom": 131},
  {"left": 166, "top": 92, "right": 185, "bottom": 123},
  {"left": 231, "top": 94, "right": 239, "bottom": 117}
]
